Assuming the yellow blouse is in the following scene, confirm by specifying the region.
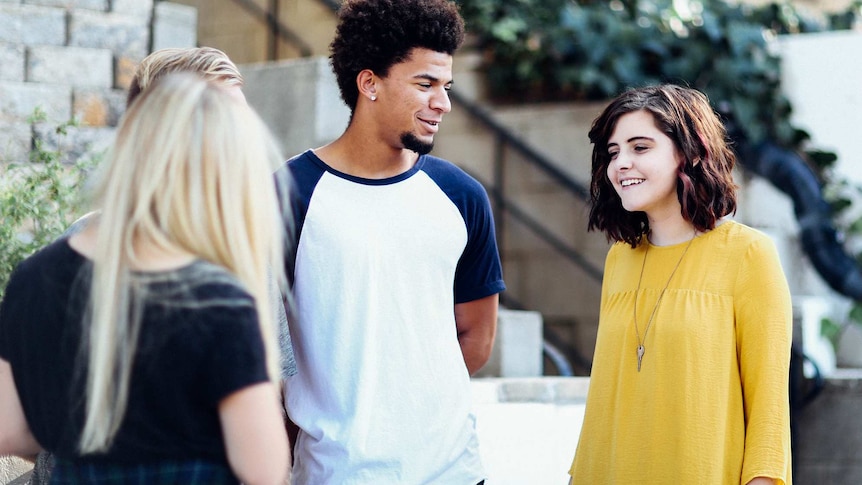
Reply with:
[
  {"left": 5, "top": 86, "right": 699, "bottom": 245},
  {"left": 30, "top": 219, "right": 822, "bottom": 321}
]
[{"left": 569, "top": 221, "right": 793, "bottom": 484}]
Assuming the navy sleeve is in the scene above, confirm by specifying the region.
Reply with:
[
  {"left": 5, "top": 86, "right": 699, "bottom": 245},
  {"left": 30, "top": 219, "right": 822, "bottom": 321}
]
[
  {"left": 422, "top": 156, "right": 506, "bottom": 303},
  {"left": 279, "top": 150, "right": 326, "bottom": 287}
]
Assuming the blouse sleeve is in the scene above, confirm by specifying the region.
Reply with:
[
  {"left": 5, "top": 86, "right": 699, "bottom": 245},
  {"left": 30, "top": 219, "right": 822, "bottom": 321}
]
[
  {"left": 734, "top": 236, "right": 793, "bottom": 485},
  {"left": 0, "top": 262, "right": 27, "bottom": 361},
  {"left": 200, "top": 302, "right": 271, "bottom": 405}
]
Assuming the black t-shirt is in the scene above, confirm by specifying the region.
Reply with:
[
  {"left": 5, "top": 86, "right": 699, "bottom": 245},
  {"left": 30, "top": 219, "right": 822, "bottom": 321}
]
[{"left": 0, "top": 239, "right": 269, "bottom": 464}]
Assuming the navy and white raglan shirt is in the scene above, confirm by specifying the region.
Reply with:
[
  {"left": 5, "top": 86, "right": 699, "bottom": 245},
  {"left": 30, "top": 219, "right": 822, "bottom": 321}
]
[{"left": 282, "top": 150, "right": 505, "bottom": 484}]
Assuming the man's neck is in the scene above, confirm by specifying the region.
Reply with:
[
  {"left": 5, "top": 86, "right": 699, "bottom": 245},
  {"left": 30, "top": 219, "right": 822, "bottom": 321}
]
[{"left": 315, "top": 131, "right": 419, "bottom": 179}]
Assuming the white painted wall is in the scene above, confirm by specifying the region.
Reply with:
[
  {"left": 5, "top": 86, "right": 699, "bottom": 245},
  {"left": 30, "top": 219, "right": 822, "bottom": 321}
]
[
  {"left": 777, "top": 30, "right": 862, "bottom": 368},
  {"left": 781, "top": 31, "right": 862, "bottom": 185}
]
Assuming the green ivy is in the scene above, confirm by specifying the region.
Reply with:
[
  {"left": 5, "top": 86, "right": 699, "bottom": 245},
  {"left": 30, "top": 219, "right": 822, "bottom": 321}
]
[
  {"left": 0, "top": 109, "right": 96, "bottom": 299},
  {"left": 458, "top": 0, "right": 859, "bottom": 165}
]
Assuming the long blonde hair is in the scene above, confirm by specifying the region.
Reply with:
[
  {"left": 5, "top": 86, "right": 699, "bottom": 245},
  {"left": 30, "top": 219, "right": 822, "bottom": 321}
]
[{"left": 79, "top": 73, "right": 287, "bottom": 453}]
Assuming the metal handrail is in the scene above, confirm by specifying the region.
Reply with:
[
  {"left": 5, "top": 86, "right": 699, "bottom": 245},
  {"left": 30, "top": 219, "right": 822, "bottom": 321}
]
[
  {"left": 227, "top": 0, "right": 314, "bottom": 58},
  {"left": 449, "top": 88, "right": 602, "bottom": 282},
  {"left": 477, "top": 175, "right": 604, "bottom": 281},
  {"left": 448, "top": 89, "right": 591, "bottom": 201},
  {"left": 317, "top": 0, "right": 342, "bottom": 11}
]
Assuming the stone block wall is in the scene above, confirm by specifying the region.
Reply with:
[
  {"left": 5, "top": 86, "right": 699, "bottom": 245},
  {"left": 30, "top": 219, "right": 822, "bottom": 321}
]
[{"left": 0, "top": 0, "right": 196, "bottom": 166}]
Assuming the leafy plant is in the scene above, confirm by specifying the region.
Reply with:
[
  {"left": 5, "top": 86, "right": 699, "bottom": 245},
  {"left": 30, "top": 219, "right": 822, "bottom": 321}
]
[
  {"left": 0, "top": 109, "right": 96, "bottom": 298},
  {"left": 459, "top": 0, "right": 859, "bottom": 154}
]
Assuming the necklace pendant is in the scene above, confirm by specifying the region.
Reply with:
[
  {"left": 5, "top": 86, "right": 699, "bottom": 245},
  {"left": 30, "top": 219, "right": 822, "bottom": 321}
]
[{"left": 637, "top": 345, "right": 645, "bottom": 372}]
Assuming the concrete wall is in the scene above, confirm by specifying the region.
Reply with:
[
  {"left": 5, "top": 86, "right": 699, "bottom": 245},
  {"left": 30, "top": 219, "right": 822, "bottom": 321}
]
[
  {"left": 240, "top": 56, "right": 348, "bottom": 159},
  {"left": 475, "top": 309, "right": 544, "bottom": 378}
]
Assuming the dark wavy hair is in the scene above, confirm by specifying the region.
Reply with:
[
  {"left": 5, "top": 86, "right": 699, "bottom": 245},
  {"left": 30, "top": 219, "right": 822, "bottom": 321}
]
[
  {"left": 587, "top": 84, "right": 738, "bottom": 247},
  {"left": 330, "top": 0, "right": 465, "bottom": 112}
]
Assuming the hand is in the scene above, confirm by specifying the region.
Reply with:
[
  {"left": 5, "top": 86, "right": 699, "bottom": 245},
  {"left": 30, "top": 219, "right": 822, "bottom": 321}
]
[{"left": 746, "top": 477, "right": 775, "bottom": 485}]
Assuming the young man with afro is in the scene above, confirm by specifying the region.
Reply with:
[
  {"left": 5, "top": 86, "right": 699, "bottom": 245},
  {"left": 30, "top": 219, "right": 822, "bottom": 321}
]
[{"left": 280, "top": 0, "right": 505, "bottom": 483}]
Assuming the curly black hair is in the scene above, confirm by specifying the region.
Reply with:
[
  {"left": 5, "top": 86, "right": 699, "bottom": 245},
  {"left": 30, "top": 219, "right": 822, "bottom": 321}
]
[
  {"left": 330, "top": 0, "right": 465, "bottom": 111},
  {"left": 588, "top": 84, "right": 738, "bottom": 247}
]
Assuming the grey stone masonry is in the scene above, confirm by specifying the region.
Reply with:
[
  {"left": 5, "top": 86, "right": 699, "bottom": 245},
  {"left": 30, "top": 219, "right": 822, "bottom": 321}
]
[
  {"left": 33, "top": 121, "right": 114, "bottom": 164},
  {"left": 151, "top": 1, "right": 197, "bottom": 51},
  {"left": 0, "top": 4, "right": 66, "bottom": 46},
  {"left": 0, "top": 43, "right": 25, "bottom": 81},
  {"left": 110, "top": 0, "right": 152, "bottom": 17},
  {"left": 0, "top": 0, "right": 195, "bottom": 178},
  {"left": 28, "top": 45, "right": 113, "bottom": 88},
  {"left": 69, "top": 9, "right": 149, "bottom": 59},
  {"left": 0, "top": 81, "right": 71, "bottom": 123},
  {"left": 73, "top": 87, "right": 127, "bottom": 127},
  {"left": 23, "top": 0, "right": 107, "bottom": 11},
  {"left": 0, "top": 120, "right": 32, "bottom": 163}
]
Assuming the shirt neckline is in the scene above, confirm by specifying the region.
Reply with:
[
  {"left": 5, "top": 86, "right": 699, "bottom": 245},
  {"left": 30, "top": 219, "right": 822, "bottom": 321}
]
[{"left": 304, "top": 149, "right": 426, "bottom": 186}]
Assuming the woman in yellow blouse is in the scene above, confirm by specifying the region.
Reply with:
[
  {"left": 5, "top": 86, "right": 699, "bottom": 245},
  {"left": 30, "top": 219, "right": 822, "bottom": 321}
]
[{"left": 568, "top": 84, "right": 792, "bottom": 485}]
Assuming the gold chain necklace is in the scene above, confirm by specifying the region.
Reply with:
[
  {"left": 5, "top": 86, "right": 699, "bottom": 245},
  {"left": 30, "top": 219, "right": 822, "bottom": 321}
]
[{"left": 633, "top": 232, "right": 696, "bottom": 372}]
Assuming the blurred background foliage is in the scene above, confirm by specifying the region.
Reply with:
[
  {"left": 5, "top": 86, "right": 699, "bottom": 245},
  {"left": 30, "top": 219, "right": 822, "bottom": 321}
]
[
  {"left": 457, "top": 0, "right": 862, "bottom": 338},
  {"left": 0, "top": 110, "right": 94, "bottom": 299},
  {"left": 457, "top": 0, "right": 860, "bottom": 172}
]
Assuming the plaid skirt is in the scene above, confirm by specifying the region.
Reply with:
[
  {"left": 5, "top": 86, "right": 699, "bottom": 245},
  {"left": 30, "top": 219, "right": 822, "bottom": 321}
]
[{"left": 49, "top": 458, "right": 239, "bottom": 485}]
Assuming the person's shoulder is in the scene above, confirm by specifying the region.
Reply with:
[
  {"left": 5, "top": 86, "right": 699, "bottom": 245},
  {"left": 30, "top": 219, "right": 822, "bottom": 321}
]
[
  {"left": 715, "top": 220, "right": 774, "bottom": 246},
  {"left": 703, "top": 220, "right": 779, "bottom": 262},
  {"left": 281, "top": 149, "right": 327, "bottom": 191},
  {"left": 420, "top": 155, "right": 485, "bottom": 194},
  {"left": 3, "top": 239, "right": 81, "bottom": 304},
  {"left": 152, "top": 261, "right": 255, "bottom": 309},
  {"left": 606, "top": 240, "right": 638, "bottom": 264},
  {"left": 608, "top": 240, "right": 633, "bottom": 254},
  {"left": 15, "top": 238, "right": 77, "bottom": 274},
  {"left": 285, "top": 149, "right": 322, "bottom": 170}
]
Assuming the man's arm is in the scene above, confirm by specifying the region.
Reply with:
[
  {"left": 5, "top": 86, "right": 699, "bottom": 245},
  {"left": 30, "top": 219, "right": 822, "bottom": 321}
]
[{"left": 454, "top": 293, "right": 499, "bottom": 375}]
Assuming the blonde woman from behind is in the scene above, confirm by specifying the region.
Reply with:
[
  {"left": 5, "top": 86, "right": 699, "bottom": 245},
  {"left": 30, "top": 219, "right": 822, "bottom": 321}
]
[{"left": 0, "top": 73, "right": 290, "bottom": 485}]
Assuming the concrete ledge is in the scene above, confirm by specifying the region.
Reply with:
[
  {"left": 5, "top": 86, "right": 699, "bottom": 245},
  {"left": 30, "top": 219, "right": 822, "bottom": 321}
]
[
  {"left": 475, "top": 308, "right": 544, "bottom": 378},
  {"left": 472, "top": 377, "right": 588, "bottom": 484},
  {"left": 0, "top": 456, "right": 32, "bottom": 484}
]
